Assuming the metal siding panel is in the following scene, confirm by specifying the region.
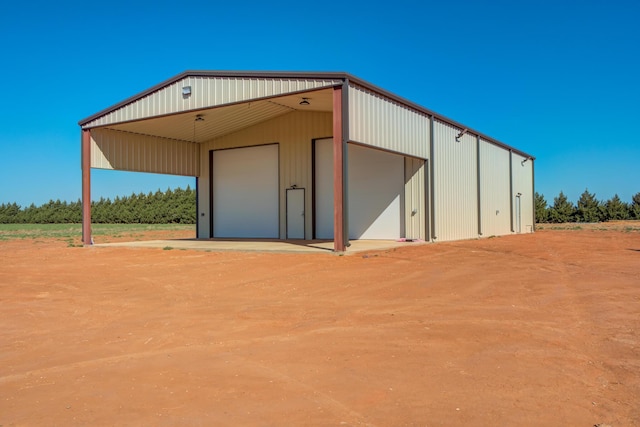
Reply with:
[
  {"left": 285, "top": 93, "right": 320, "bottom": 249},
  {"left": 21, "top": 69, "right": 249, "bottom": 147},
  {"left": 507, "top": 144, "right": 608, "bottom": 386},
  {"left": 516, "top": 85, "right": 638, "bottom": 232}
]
[
  {"left": 348, "top": 84, "right": 430, "bottom": 159},
  {"left": 90, "top": 129, "right": 199, "bottom": 176},
  {"left": 83, "top": 76, "right": 341, "bottom": 128},
  {"left": 479, "top": 139, "right": 511, "bottom": 236},
  {"left": 512, "top": 153, "right": 535, "bottom": 232},
  {"left": 198, "top": 111, "right": 332, "bottom": 239},
  {"left": 433, "top": 120, "right": 478, "bottom": 241}
]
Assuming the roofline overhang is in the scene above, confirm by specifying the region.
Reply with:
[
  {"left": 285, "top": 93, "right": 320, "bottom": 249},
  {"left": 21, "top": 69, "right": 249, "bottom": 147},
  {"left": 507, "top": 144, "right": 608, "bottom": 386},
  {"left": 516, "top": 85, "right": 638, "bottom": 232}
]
[{"left": 78, "top": 70, "right": 535, "bottom": 160}]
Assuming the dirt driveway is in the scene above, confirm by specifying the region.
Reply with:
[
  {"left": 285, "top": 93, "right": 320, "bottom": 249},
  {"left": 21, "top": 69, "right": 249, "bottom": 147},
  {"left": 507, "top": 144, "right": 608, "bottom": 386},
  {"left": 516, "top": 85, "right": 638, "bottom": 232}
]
[{"left": 1, "top": 225, "right": 639, "bottom": 426}]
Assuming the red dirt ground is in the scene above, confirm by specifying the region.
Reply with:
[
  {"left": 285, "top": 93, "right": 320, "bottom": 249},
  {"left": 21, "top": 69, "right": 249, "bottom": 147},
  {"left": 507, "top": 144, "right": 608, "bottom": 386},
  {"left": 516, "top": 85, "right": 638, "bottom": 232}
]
[{"left": 1, "top": 224, "right": 639, "bottom": 426}]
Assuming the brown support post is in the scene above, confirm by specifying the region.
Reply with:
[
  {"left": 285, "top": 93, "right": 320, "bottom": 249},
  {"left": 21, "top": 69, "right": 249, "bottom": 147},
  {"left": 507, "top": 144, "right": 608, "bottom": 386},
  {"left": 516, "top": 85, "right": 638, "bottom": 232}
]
[
  {"left": 332, "top": 85, "right": 345, "bottom": 252},
  {"left": 82, "top": 129, "right": 92, "bottom": 245}
]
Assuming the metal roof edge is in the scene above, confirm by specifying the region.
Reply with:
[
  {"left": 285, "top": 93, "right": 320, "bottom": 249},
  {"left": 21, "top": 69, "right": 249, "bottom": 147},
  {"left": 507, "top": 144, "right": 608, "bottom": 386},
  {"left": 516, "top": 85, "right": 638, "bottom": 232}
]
[
  {"left": 344, "top": 75, "right": 535, "bottom": 160},
  {"left": 77, "top": 70, "right": 535, "bottom": 160},
  {"left": 77, "top": 70, "right": 350, "bottom": 126}
]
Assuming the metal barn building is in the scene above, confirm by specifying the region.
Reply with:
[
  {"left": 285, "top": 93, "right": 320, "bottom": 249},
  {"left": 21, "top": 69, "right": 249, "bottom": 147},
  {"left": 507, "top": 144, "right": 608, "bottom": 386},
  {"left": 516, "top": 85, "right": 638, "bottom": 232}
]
[{"left": 78, "top": 71, "right": 535, "bottom": 252}]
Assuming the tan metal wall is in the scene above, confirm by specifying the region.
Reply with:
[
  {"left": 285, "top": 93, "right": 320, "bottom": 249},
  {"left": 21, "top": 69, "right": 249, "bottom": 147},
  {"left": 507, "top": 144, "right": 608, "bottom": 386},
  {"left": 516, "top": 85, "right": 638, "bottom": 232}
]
[
  {"left": 197, "top": 111, "right": 332, "bottom": 239},
  {"left": 512, "top": 153, "right": 535, "bottom": 233},
  {"left": 479, "top": 139, "right": 511, "bottom": 236},
  {"left": 433, "top": 120, "right": 478, "bottom": 241},
  {"left": 84, "top": 76, "right": 341, "bottom": 128},
  {"left": 90, "top": 128, "right": 199, "bottom": 176},
  {"left": 404, "top": 157, "right": 426, "bottom": 240},
  {"left": 348, "top": 84, "right": 430, "bottom": 159}
]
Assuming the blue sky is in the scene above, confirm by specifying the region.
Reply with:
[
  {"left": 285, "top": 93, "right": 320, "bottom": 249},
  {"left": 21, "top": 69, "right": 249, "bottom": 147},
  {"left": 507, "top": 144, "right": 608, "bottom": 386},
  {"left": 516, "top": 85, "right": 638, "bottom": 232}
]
[{"left": 1, "top": 0, "right": 638, "bottom": 208}]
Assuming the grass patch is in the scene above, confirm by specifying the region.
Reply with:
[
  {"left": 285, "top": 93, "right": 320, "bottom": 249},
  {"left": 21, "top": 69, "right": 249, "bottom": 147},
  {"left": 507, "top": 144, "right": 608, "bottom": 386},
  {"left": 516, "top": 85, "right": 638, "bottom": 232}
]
[
  {"left": 0, "top": 224, "right": 195, "bottom": 241},
  {"left": 537, "top": 221, "right": 640, "bottom": 232}
]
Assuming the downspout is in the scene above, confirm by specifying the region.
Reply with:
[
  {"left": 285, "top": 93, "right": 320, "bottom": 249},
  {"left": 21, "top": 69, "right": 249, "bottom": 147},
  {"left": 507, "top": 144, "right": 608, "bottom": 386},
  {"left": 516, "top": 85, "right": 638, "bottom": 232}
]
[
  {"left": 429, "top": 115, "right": 436, "bottom": 241},
  {"left": 81, "top": 129, "right": 92, "bottom": 245},
  {"left": 476, "top": 135, "right": 482, "bottom": 236},
  {"left": 509, "top": 149, "right": 514, "bottom": 232}
]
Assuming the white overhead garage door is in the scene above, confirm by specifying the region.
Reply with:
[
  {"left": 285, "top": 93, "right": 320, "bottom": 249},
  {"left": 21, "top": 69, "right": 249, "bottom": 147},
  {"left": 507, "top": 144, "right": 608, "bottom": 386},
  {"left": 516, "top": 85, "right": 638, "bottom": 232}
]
[
  {"left": 315, "top": 139, "right": 404, "bottom": 240},
  {"left": 212, "top": 144, "right": 279, "bottom": 238}
]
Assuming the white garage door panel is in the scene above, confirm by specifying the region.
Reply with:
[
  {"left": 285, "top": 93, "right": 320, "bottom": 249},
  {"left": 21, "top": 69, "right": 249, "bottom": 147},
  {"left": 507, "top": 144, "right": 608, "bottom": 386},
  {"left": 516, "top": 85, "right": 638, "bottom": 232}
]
[
  {"left": 314, "top": 139, "right": 335, "bottom": 239},
  {"left": 213, "top": 145, "right": 279, "bottom": 238},
  {"left": 315, "top": 139, "right": 403, "bottom": 240},
  {"left": 349, "top": 144, "right": 403, "bottom": 239}
]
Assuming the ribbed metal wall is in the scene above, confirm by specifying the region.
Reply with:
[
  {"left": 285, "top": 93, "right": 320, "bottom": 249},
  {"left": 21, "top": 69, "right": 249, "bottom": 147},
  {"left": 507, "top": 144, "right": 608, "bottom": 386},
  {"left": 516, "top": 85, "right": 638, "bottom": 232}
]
[
  {"left": 348, "top": 84, "right": 430, "bottom": 159},
  {"left": 511, "top": 153, "right": 535, "bottom": 233},
  {"left": 84, "top": 77, "right": 341, "bottom": 128},
  {"left": 197, "top": 111, "right": 332, "bottom": 238},
  {"left": 404, "top": 157, "right": 426, "bottom": 240},
  {"left": 90, "top": 128, "right": 199, "bottom": 176},
  {"left": 479, "top": 139, "right": 511, "bottom": 236},
  {"left": 433, "top": 120, "right": 478, "bottom": 241}
]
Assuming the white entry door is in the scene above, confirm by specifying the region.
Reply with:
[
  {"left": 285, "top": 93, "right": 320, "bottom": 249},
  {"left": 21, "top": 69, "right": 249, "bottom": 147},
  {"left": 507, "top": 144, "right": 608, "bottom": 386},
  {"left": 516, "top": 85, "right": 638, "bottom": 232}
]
[{"left": 286, "top": 188, "right": 305, "bottom": 239}]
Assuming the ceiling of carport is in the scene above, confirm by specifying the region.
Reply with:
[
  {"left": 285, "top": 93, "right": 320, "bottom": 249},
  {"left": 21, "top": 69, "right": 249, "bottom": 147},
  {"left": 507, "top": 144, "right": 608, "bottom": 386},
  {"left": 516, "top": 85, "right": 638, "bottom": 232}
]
[{"left": 105, "top": 88, "right": 334, "bottom": 143}]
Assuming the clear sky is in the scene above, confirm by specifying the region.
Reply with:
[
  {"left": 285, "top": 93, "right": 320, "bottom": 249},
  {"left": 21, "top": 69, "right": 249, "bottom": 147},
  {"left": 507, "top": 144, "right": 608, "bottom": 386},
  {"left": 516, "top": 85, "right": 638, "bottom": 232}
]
[{"left": 1, "top": 0, "right": 638, "bottom": 208}]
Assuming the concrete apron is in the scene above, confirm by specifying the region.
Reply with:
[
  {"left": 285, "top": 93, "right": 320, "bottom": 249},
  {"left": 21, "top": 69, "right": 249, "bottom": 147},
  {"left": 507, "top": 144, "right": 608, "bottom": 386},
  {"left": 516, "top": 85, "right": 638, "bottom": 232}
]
[{"left": 92, "top": 239, "right": 428, "bottom": 254}]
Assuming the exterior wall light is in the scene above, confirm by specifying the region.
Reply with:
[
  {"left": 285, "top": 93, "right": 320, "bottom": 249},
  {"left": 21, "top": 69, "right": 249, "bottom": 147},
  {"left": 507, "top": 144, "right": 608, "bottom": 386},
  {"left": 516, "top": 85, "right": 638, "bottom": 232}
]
[
  {"left": 299, "top": 97, "right": 310, "bottom": 106},
  {"left": 455, "top": 128, "right": 468, "bottom": 142},
  {"left": 182, "top": 86, "right": 192, "bottom": 98}
]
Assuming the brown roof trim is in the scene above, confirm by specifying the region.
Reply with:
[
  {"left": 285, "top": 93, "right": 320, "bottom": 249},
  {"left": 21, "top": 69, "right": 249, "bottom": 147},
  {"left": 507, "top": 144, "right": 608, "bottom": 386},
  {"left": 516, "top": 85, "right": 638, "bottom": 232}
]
[
  {"left": 78, "top": 70, "right": 534, "bottom": 160},
  {"left": 343, "top": 75, "right": 535, "bottom": 160},
  {"left": 77, "top": 71, "right": 350, "bottom": 126}
]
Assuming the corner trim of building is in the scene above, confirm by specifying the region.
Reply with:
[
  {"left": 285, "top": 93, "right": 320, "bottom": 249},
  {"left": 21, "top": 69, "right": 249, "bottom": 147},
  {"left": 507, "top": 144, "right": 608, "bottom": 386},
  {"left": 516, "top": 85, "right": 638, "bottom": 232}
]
[{"left": 81, "top": 129, "right": 92, "bottom": 246}]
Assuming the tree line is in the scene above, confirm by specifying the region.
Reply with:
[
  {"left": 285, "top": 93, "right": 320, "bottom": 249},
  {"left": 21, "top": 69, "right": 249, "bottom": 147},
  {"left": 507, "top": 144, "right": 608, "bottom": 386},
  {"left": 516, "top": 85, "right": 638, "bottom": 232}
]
[
  {"left": 0, "top": 186, "right": 196, "bottom": 224},
  {"left": 2, "top": 186, "right": 638, "bottom": 225},
  {"left": 536, "top": 190, "right": 640, "bottom": 223}
]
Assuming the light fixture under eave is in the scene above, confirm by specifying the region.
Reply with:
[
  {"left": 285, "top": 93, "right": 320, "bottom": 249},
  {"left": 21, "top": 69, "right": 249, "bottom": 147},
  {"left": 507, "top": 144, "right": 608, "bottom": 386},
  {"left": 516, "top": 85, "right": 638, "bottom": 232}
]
[
  {"left": 299, "top": 97, "right": 310, "bottom": 106},
  {"left": 193, "top": 114, "right": 204, "bottom": 143}
]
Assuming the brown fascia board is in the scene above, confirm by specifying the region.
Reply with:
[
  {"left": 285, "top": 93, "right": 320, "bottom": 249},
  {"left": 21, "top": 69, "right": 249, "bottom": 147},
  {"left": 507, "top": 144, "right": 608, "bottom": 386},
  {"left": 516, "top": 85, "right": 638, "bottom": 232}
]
[{"left": 78, "top": 70, "right": 534, "bottom": 160}]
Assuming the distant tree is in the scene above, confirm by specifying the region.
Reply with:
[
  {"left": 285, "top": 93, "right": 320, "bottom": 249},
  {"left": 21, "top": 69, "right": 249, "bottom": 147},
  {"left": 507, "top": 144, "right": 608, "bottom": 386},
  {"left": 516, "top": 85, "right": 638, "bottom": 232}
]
[
  {"left": 1, "top": 186, "right": 196, "bottom": 224},
  {"left": 0, "top": 202, "right": 21, "bottom": 223},
  {"left": 548, "top": 191, "right": 575, "bottom": 223},
  {"left": 603, "top": 194, "right": 629, "bottom": 221},
  {"left": 630, "top": 192, "right": 640, "bottom": 220},
  {"left": 534, "top": 192, "right": 548, "bottom": 223},
  {"left": 575, "top": 189, "right": 602, "bottom": 223}
]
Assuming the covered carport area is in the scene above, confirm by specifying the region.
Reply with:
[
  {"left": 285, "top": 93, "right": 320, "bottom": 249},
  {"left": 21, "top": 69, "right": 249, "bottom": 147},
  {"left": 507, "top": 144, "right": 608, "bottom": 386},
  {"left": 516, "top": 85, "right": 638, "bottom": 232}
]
[{"left": 79, "top": 71, "right": 352, "bottom": 252}]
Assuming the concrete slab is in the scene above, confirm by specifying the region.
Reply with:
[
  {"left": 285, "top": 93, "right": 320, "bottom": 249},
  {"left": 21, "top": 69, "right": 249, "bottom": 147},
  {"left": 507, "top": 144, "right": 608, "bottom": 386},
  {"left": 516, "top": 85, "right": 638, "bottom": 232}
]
[{"left": 92, "top": 238, "right": 428, "bottom": 254}]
